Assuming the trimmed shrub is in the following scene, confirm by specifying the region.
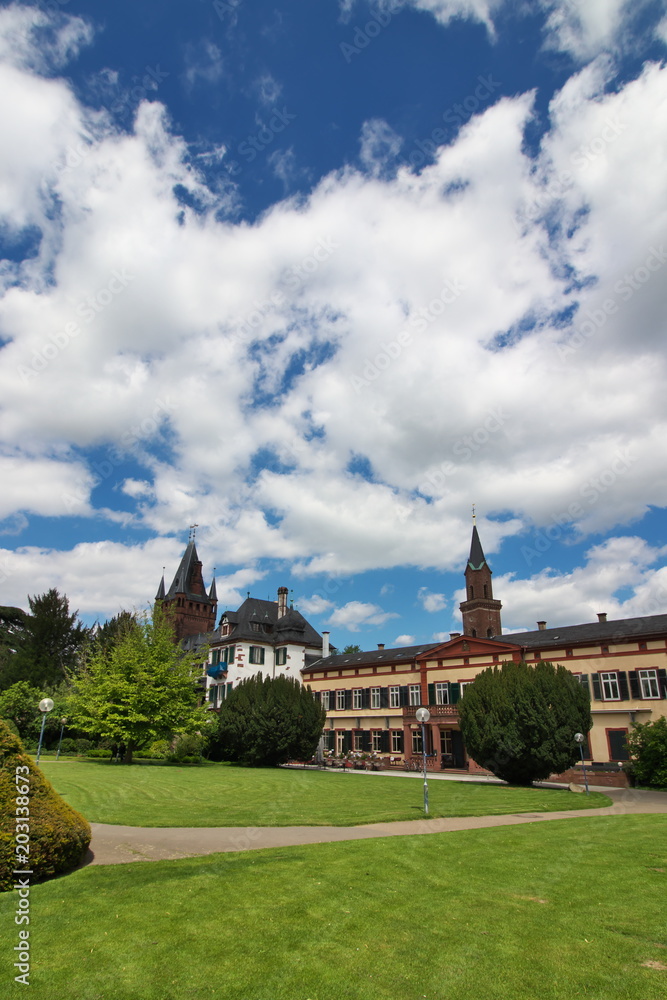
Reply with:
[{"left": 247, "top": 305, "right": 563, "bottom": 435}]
[
  {"left": 167, "top": 733, "right": 204, "bottom": 763},
  {"left": 0, "top": 720, "right": 91, "bottom": 892},
  {"left": 626, "top": 717, "right": 667, "bottom": 788},
  {"left": 1, "top": 718, "right": 20, "bottom": 739},
  {"left": 85, "top": 748, "right": 112, "bottom": 759}
]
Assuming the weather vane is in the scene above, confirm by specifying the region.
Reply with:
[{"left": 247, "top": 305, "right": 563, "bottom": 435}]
[
  {"left": 472, "top": 504, "right": 476, "bottom": 524},
  {"left": 189, "top": 523, "right": 199, "bottom": 541}
]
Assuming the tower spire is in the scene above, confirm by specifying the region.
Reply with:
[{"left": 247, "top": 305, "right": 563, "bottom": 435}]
[{"left": 459, "top": 522, "right": 502, "bottom": 639}]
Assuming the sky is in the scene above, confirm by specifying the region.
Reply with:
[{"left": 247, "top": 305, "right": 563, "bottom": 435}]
[{"left": 0, "top": 0, "right": 667, "bottom": 650}]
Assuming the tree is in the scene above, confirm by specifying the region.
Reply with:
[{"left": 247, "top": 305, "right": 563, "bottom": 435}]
[
  {"left": 3, "top": 589, "right": 90, "bottom": 690},
  {"left": 68, "top": 603, "right": 210, "bottom": 764},
  {"left": 211, "top": 674, "right": 326, "bottom": 767},
  {"left": 90, "top": 611, "right": 137, "bottom": 655},
  {"left": 0, "top": 681, "right": 45, "bottom": 737},
  {"left": 342, "top": 644, "right": 362, "bottom": 653},
  {"left": 0, "top": 606, "right": 29, "bottom": 684},
  {"left": 458, "top": 660, "right": 592, "bottom": 786},
  {"left": 626, "top": 717, "right": 667, "bottom": 788}
]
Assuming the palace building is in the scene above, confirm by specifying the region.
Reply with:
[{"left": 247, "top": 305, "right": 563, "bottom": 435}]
[{"left": 302, "top": 526, "right": 667, "bottom": 770}]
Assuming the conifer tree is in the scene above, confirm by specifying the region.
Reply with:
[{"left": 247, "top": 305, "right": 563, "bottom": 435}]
[{"left": 458, "top": 660, "right": 592, "bottom": 785}]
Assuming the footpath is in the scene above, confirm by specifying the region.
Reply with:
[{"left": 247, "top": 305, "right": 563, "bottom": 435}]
[{"left": 85, "top": 782, "right": 667, "bottom": 867}]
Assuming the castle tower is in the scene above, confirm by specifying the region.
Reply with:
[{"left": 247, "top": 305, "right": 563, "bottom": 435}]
[
  {"left": 459, "top": 524, "right": 502, "bottom": 638},
  {"left": 156, "top": 536, "right": 217, "bottom": 642}
]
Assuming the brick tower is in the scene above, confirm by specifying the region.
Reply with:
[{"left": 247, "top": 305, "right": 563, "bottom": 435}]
[
  {"left": 459, "top": 523, "right": 502, "bottom": 638},
  {"left": 156, "top": 532, "right": 217, "bottom": 642}
]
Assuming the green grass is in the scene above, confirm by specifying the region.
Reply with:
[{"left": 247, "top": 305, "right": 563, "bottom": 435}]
[
  {"left": 37, "top": 760, "right": 610, "bottom": 827},
  {"left": 1, "top": 815, "right": 665, "bottom": 999}
]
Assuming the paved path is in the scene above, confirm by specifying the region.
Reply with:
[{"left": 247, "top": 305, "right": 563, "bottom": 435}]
[{"left": 85, "top": 785, "right": 667, "bottom": 866}]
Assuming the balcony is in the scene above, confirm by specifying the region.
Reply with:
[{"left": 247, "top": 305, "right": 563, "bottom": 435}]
[{"left": 403, "top": 704, "right": 459, "bottom": 720}]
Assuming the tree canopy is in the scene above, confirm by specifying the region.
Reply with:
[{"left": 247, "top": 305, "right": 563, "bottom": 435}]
[
  {"left": 211, "top": 674, "right": 326, "bottom": 766},
  {"left": 458, "top": 660, "right": 592, "bottom": 785},
  {"left": 626, "top": 717, "right": 667, "bottom": 788},
  {"left": 68, "top": 603, "right": 210, "bottom": 763},
  {"left": 1, "top": 589, "right": 90, "bottom": 691}
]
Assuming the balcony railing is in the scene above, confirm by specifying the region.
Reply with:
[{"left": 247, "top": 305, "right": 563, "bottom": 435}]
[{"left": 403, "top": 704, "right": 459, "bottom": 718}]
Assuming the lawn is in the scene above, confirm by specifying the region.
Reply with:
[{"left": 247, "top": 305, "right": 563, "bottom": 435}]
[
  {"left": 38, "top": 760, "right": 610, "bottom": 826},
  {"left": 1, "top": 815, "right": 665, "bottom": 999}
]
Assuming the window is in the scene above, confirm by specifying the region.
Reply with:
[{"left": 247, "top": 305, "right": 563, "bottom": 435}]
[
  {"left": 391, "top": 731, "right": 403, "bottom": 753},
  {"left": 408, "top": 684, "right": 421, "bottom": 706},
  {"left": 336, "top": 731, "right": 345, "bottom": 755},
  {"left": 221, "top": 646, "right": 235, "bottom": 664},
  {"left": 435, "top": 682, "right": 449, "bottom": 705},
  {"left": 389, "top": 685, "right": 400, "bottom": 708},
  {"left": 353, "top": 731, "right": 363, "bottom": 751},
  {"left": 411, "top": 730, "right": 423, "bottom": 754},
  {"left": 208, "top": 686, "right": 217, "bottom": 706},
  {"left": 251, "top": 622, "right": 261, "bottom": 632},
  {"left": 601, "top": 672, "right": 620, "bottom": 700},
  {"left": 336, "top": 690, "right": 346, "bottom": 711},
  {"left": 566, "top": 649, "right": 573, "bottom": 657},
  {"left": 638, "top": 668, "right": 660, "bottom": 699},
  {"left": 275, "top": 647, "right": 287, "bottom": 666},
  {"left": 249, "top": 646, "right": 265, "bottom": 665},
  {"left": 440, "top": 730, "right": 452, "bottom": 755},
  {"left": 371, "top": 731, "right": 383, "bottom": 752},
  {"left": 459, "top": 681, "right": 473, "bottom": 695},
  {"left": 321, "top": 691, "right": 330, "bottom": 711},
  {"left": 370, "top": 687, "right": 381, "bottom": 709},
  {"left": 353, "top": 688, "right": 363, "bottom": 710}
]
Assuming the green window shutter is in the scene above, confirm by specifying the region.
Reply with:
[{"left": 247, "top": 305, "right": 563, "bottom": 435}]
[
  {"left": 345, "top": 690, "right": 352, "bottom": 710},
  {"left": 361, "top": 730, "right": 371, "bottom": 751},
  {"left": 578, "top": 674, "right": 589, "bottom": 694},
  {"left": 658, "top": 669, "right": 667, "bottom": 698},
  {"left": 399, "top": 686, "right": 409, "bottom": 707},
  {"left": 628, "top": 671, "right": 640, "bottom": 699},
  {"left": 380, "top": 731, "right": 390, "bottom": 752},
  {"left": 343, "top": 731, "right": 352, "bottom": 752},
  {"left": 450, "top": 683, "right": 461, "bottom": 704},
  {"left": 618, "top": 671, "right": 629, "bottom": 700},
  {"left": 427, "top": 683, "right": 435, "bottom": 706},
  {"left": 361, "top": 688, "right": 370, "bottom": 709},
  {"left": 380, "top": 687, "right": 389, "bottom": 709},
  {"left": 591, "top": 673, "right": 602, "bottom": 700}
]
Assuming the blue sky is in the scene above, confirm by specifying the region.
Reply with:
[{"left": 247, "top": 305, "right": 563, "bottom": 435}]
[{"left": 0, "top": 0, "right": 667, "bottom": 649}]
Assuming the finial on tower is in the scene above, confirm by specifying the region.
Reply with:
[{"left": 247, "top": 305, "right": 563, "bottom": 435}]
[
  {"left": 472, "top": 503, "right": 476, "bottom": 524},
  {"left": 189, "top": 523, "right": 199, "bottom": 542}
]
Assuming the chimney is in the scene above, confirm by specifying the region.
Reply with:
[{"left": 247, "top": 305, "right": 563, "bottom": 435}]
[
  {"left": 277, "top": 586, "right": 288, "bottom": 619},
  {"left": 377, "top": 643, "right": 385, "bottom": 650},
  {"left": 449, "top": 632, "right": 461, "bottom": 640},
  {"left": 537, "top": 621, "right": 547, "bottom": 631},
  {"left": 597, "top": 612, "right": 607, "bottom": 623},
  {"left": 322, "top": 631, "right": 330, "bottom": 658}
]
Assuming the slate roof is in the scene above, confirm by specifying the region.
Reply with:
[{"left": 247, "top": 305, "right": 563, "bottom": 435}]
[
  {"left": 165, "top": 541, "right": 216, "bottom": 605},
  {"left": 217, "top": 597, "right": 323, "bottom": 648},
  {"left": 302, "top": 641, "right": 442, "bottom": 674},
  {"left": 468, "top": 524, "right": 488, "bottom": 571},
  {"left": 493, "top": 613, "right": 667, "bottom": 649}
]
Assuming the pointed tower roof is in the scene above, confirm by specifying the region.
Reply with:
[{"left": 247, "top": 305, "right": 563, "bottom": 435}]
[
  {"left": 467, "top": 524, "right": 489, "bottom": 572},
  {"left": 155, "top": 574, "right": 166, "bottom": 601},
  {"left": 208, "top": 576, "right": 217, "bottom": 602},
  {"left": 166, "top": 540, "right": 212, "bottom": 602}
]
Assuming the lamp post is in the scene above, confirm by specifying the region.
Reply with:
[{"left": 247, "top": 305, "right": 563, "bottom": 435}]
[
  {"left": 415, "top": 707, "right": 430, "bottom": 815},
  {"left": 56, "top": 717, "right": 67, "bottom": 760},
  {"left": 36, "top": 698, "right": 54, "bottom": 764},
  {"left": 574, "top": 732, "right": 590, "bottom": 796}
]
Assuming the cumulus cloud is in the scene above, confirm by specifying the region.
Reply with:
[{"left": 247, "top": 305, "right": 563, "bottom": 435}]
[
  {"left": 418, "top": 587, "right": 447, "bottom": 612},
  {"left": 327, "top": 601, "right": 400, "bottom": 631},
  {"left": 394, "top": 632, "right": 416, "bottom": 644}
]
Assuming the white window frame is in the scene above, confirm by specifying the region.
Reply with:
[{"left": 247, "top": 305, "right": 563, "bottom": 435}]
[
  {"left": 411, "top": 730, "right": 423, "bottom": 754},
  {"left": 275, "top": 647, "right": 287, "bottom": 666},
  {"left": 321, "top": 691, "right": 330, "bottom": 712},
  {"left": 459, "top": 681, "right": 473, "bottom": 695},
  {"left": 601, "top": 671, "right": 620, "bottom": 701},
  {"left": 638, "top": 668, "right": 660, "bottom": 699},
  {"left": 370, "top": 687, "right": 381, "bottom": 709},
  {"left": 371, "top": 731, "right": 383, "bottom": 752},
  {"left": 336, "top": 690, "right": 346, "bottom": 711},
  {"left": 408, "top": 684, "right": 421, "bottom": 706},
  {"left": 353, "top": 731, "right": 363, "bottom": 751},
  {"left": 391, "top": 731, "right": 402, "bottom": 753},
  {"left": 335, "top": 731, "right": 345, "bottom": 754},
  {"left": 389, "top": 686, "right": 400, "bottom": 709},
  {"left": 352, "top": 688, "right": 363, "bottom": 710},
  {"left": 435, "top": 682, "right": 449, "bottom": 705}
]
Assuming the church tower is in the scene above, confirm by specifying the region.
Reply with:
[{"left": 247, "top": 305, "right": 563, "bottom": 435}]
[
  {"left": 156, "top": 530, "right": 217, "bottom": 642},
  {"left": 459, "top": 523, "right": 502, "bottom": 638}
]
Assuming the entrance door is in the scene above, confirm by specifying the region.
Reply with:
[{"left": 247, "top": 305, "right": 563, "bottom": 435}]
[
  {"left": 451, "top": 730, "right": 465, "bottom": 769},
  {"left": 607, "top": 728, "right": 629, "bottom": 761}
]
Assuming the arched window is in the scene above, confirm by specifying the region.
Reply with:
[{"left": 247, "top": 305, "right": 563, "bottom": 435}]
[
  {"left": 483, "top": 585, "right": 488, "bottom": 598},
  {"left": 469, "top": 587, "right": 474, "bottom": 599},
  {"left": 471, "top": 628, "right": 477, "bottom": 638}
]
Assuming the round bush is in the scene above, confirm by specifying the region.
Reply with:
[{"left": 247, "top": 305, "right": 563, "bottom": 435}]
[{"left": 0, "top": 720, "right": 91, "bottom": 892}]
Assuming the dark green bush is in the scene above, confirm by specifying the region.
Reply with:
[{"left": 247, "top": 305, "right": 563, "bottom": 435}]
[
  {"left": 85, "top": 748, "right": 112, "bottom": 759},
  {"left": 167, "top": 734, "right": 203, "bottom": 763},
  {"left": 0, "top": 720, "right": 91, "bottom": 892}
]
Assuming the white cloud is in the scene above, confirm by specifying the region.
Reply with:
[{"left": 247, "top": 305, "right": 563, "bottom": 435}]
[
  {"left": 0, "top": 4, "right": 93, "bottom": 74},
  {"left": 327, "top": 601, "right": 399, "bottom": 631},
  {"left": 298, "top": 594, "right": 335, "bottom": 615},
  {"left": 394, "top": 633, "right": 416, "bottom": 644},
  {"left": 418, "top": 587, "right": 447, "bottom": 612}
]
